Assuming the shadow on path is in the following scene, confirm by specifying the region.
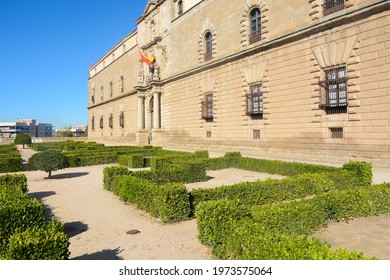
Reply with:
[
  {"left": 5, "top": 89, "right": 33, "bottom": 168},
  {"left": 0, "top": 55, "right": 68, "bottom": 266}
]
[
  {"left": 72, "top": 247, "right": 124, "bottom": 260},
  {"left": 50, "top": 172, "right": 89, "bottom": 179},
  {"left": 64, "top": 221, "right": 89, "bottom": 238}
]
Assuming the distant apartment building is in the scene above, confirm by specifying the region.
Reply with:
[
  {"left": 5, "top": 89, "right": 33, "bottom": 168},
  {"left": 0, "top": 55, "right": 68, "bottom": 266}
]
[{"left": 0, "top": 119, "right": 53, "bottom": 138}]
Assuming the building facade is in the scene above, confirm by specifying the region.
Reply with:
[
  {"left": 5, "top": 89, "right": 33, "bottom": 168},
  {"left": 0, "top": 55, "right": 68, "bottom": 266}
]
[
  {"left": 0, "top": 119, "right": 53, "bottom": 138},
  {"left": 88, "top": 0, "right": 390, "bottom": 166}
]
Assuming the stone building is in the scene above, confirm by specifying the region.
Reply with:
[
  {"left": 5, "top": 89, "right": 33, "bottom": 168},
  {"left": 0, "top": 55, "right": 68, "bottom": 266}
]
[{"left": 88, "top": 0, "right": 390, "bottom": 166}]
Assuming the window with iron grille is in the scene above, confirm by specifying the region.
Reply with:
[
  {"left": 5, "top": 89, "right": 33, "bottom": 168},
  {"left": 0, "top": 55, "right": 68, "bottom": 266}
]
[
  {"left": 319, "top": 66, "right": 348, "bottom": 114},
  {"left": 109, "top": 114, "right": 113, "bottom": 129},
  {"left": 110, "top": 82, "right": 113, "bottom": 97},
  {"left": 246, "top": 84, "right": 263, "bottom": 118},
  {"left": 202, "top": 93, "right": 213, "bottom": 121},
  {"left": 204, "top": 32, "right": 213, "bottom": 61},
  {"left": 91, "top": 117, "right": 95, "bottom": 130},
  {"left": 178, "top": 0, "right": 183, "bottom": 15},
  {"left": 119, "top": 111, "right": 125, "bottom": 128},
  {"left": 120, "top": 76, "right": 125, "bottom": 93},
  {"left": 323, "top": 0, "right": 345, "bottom": 16},
  {"left": 253, "top": 130, "right": 261, "bottom": 140},
  {"left": 206, "top": 131, "right": 212, "bottom": 138},
  {"left": 329, "top": 127, "right": 343, "bottom": 139},
  {"left": 91, "top": 95, "right": 95, "bottom": 104},
  {"left": 99, "top": 116, "right": 104, "bottom": 129},
  {"left": 250, "top": 8, "right": 261, "bottom": 44}
]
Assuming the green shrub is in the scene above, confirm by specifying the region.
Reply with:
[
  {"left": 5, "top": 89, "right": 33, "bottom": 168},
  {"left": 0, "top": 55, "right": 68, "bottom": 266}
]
[
  {"left": 342, "top": 161, "right": 372, "bottom": 186},
  {"left": 0, "top": 197, "right": 46, "bottom": 255},
  {"left": 79, "top": 153, "right": 118, "bottom": 166},
  {"left": 0, "top": 156, "right": 23, "bottom": 173},
  {"left": 111, "top": 175, "right": 191, "bottom": 223},
  {"left": 14, "top": 133, "right": 32, "bottom": 148},
  {"left": 196, "top": 184, "right": 390, "bottom": 259},
  {"left": 103, "top": 166, "right": 130, "bottom": 190},
  {"left": 65, "top": 154, "right": 81, "bottom": 167},
  {"left": 4, "top": 219, "right": 70, "bottom": 260},
  {"left": 133, "top": 162, "right": 206, "bottom": 184},
  {"left": 118, "top": 154, "right": 144, "bottom": 168},
  {"left": 0, "top": 174, "right": 28, "bottom": 194},
  {"left": 220, "top": 220, "right": 369, "bottom": 260},
  {"left": 194, "top": 150, "right": 209, "bottom": 158},
  {"left": 28, "top": 150, "right": 69, "bottom": 179},
  {"left": 190, "top": 170, "right": 362, "bottom": 210}
]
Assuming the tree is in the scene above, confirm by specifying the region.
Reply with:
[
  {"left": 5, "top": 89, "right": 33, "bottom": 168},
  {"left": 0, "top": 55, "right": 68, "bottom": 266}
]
[
  {"left": 14, "top": 133, "right": 32, "bottom": 148},
  {"left": 28, "top": 150, "right": 69, "bottom": 179}
]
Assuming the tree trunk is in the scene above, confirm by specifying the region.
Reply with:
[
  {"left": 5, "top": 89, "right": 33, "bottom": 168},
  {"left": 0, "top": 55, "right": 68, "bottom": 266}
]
[{"left": 48, "top": 170, "right": 52, "bottom": 179}]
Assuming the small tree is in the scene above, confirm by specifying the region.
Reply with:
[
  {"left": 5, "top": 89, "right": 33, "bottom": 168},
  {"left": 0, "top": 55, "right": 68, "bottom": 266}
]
[
  {"left": 14, "top": 133, "right": 32, "bottom": 148},
  {"left": 28, "top": 150, "right": 69, "bottom": 179}
]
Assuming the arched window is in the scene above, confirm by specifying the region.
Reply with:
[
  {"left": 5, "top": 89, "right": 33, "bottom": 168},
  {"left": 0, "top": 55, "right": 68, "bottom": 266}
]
[
  {"left": 250, "top": 8, "right": 261, "bottom": 44},
  {"left": 205, "top": 32, "right": 213, "bottom": 61}
]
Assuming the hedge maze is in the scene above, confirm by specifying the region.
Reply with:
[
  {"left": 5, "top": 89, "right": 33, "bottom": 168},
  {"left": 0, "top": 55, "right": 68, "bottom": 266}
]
[{"left": 2, "top": 140, "right": 390, "bottom": 260}]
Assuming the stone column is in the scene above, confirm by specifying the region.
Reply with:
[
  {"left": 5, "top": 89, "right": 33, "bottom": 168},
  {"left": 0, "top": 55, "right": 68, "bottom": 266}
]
[
  {"left": 153, "top": 92, "right": 160, "bottom": 129},
  {"left": 137, "top": 96, "right": 145, "bottom": 130}
]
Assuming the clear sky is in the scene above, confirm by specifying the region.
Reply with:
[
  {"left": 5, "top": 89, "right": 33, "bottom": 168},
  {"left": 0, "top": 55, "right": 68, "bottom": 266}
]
[{"left": 0, "top": 0, "right": 147, "bottom": 129}]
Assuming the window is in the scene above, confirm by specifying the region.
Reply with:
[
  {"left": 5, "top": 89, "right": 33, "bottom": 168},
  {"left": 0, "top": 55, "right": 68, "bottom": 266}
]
[
  {"left": 110, "top": 82, "right": 113, "bottom": 97},
  {"left": 91, "top": 117, "right": 95, "bottom": 130},
  {"left": 253, "top": 130, "right": 261, "bottom": 140},
  {"left": 204, "top": 32, "right": 213, "bottom": 61},
  {"left": 101, "top": 86, "right": 104, "bottom": 101},
  {"left": 329, "top": 127, "right": 343, "bottom": 139},
  {"left": 91, "top": 95, "right": 95, "bottom": 104},
  {"left": 323, "top": 0, "right": 345, "bottom": 16},
  {"left": 120, "top": 76, "right": 125, "bottom": 93},
  {"left": 246, "top": 84, "right": 263, "bottom": 117},
  {"left": 99, "top": 116, "right": 104, "bottom": 129},
  {"left": 206, "top": 131, "right": 212, "bottom": 138},
  {"left": 250, "top": 8, "right": 261, "bottom": 44},
  {"left": 319, "top": 66, "right": 348, "bottom": 114},
  {"left": 178, "top": 0, "right": 183, "bottom": 15},
  {"left": 202, "top": 93, "right": 213, "bottom": 121},
  {"left": 119, "top": 111, "right": 125, "bottom": 128},
  {"left": 109, "top": 114, "right": 113, "bottom": 129}
]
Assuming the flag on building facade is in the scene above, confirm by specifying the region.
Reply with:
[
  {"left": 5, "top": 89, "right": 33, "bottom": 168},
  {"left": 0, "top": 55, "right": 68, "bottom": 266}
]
[{"left": 136, "top": 39, "right": 156, "bottom": 67}]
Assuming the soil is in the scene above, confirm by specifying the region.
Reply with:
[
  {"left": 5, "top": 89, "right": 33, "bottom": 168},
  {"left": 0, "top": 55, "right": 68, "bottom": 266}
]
[{"left": 14, "top": 146, "right": 390, "bottom": 260}]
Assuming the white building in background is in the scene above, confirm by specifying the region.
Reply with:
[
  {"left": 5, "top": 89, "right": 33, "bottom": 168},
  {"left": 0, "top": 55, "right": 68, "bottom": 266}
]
[{"left": 0, "top": 119, "right": 53, "bottom": 138}]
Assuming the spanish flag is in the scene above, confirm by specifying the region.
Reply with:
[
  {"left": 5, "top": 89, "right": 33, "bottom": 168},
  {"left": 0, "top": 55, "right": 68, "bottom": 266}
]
[{"left": 136, "top": 39, "right": 156, "bottom": 67}]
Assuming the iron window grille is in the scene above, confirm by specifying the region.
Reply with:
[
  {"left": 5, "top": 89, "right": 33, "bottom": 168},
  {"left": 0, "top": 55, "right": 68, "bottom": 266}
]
[
  {"left": 99, "top": 116, "right": 104, "bottom": 129},
  {"left": 119, "top": 111, "right": 125, "bottom": 128},
  {"left": 202, "top": 93, "right": 213, "bottom": 121},
  {"left": 120, "top": 76, "right": 125, "bottom": 93},
  {"left": 329, "top": 127, "right": 343, "bottom": 139},
  {"left": 204, "top": 32, "right": 213, "bottom": 61},
  {"left": 91, "top": 117, "right": 95, "bottom": 130},
  {"left": 319, "top": 66, "right": 348, "bottom": 114},
  {"left": 178, "top": 0, "right": 183, "bottom": 15},
  {"left": 246, "top": 84, "right": 263, "bottom": 118},
  {"left": 109, "top": 114, "right": 113, "bottom": 129},
  {"left": 110, "top": 82, "right": 113, "bottom": 97},
  {"left": 249, "top": 8, "right": 261, "bottom": 44},
  {"left": 323, "top": 0, "right": 345, "bottom": 16}
]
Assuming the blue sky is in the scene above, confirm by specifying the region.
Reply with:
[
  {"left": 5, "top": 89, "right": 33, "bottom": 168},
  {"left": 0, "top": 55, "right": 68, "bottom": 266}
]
[{"left": 0, "top": 0, "right": 147, "bottom": 129}]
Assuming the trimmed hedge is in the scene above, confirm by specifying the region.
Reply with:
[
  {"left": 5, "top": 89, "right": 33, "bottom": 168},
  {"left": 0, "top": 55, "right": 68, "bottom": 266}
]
[
  {"left": 108, "top": 174, "right": 191, "bottom": 223},
  {"left": 0, "top": 197, "right": 46, "bottom": 255},
  {"left": 118, "top": 153, "right": 144, "bottom": 168},
  {"left": 0, "top": 156, "right": 23, "bottom": 173},
  {"left": 190, "top": 169, "right": 365, "bottom": 210},
  {"left": 196, "top": 183, "right": 390, "bottom": 259},
  {"left": 133, "top": 162, "right": 206, "bottom": 184},
  {"left": 4, "top": 219, "right": 70, "bottom": 260},
  {"left": 0, "top": 174, "right": 28, "bottom": 194}
]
